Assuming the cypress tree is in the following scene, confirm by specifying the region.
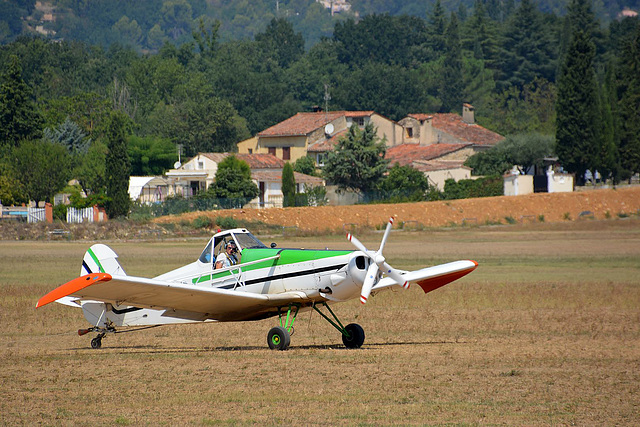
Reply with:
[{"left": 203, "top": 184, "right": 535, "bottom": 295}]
[
  {"left": 439, "top": 13, "right": 463, "bottom": 113},
  {"left": 105, "top": 112, "right": 131, "bottom": 218},
  {"left": 281, "top": 162, "right": 296, "bottom": 207},
  {"left": 555, "top": 30, "right": 600, "bottom": 184},
  {"left": 0, "top": 55, "right": 43, "bottom": 148},
  {"left": 617, "top": 22, "right": 640, "bottom": 181}
]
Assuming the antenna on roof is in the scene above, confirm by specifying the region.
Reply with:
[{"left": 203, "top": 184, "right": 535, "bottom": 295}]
[{"left": 323, "top": 83, "right": 331, "bottom": 121}]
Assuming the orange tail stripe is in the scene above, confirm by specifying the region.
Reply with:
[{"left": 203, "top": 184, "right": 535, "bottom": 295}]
[{"left": 36, "top": 273, "right": 112, "bottom": 308}]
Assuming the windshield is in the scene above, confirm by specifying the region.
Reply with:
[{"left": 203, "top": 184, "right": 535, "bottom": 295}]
[{"left": 235, "top": 232, "right": 267, "bottom": 249}]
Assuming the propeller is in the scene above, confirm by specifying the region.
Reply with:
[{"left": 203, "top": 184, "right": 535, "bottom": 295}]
[{"left": 347, "top": 217, "right": 409, "bottom": 304}]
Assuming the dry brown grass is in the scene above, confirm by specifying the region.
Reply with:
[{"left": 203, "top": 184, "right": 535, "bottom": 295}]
[{"left": 1, "top": 219, "right": 639, "bottom": 425}]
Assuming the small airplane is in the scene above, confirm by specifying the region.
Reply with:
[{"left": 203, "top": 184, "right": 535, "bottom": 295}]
[{"left": 37, "top": 218, "right": 477, "bottom": 350}]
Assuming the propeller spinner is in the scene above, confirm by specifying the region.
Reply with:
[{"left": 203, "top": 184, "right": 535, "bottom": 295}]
[{"left": 347, "top": 217, "right": 409, "bottom": 304}]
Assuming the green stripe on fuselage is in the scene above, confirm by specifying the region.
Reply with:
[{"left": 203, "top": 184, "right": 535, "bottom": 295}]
[{"left": 192, "top": 248, "right": 352, "bottom": 284}]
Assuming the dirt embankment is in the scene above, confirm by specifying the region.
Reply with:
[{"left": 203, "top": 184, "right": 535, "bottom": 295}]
[{"left": 155, "top": 186, "right": 640, "bottom": 232}]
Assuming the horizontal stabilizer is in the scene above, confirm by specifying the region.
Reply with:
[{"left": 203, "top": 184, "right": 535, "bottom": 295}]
[{"left": 372, "top": 260, "right": 477, "bottom": 294}]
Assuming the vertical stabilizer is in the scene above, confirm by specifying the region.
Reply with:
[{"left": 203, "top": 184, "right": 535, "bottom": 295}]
[{"left": 81, "top": 244, "right": 127, "bottom": 276}]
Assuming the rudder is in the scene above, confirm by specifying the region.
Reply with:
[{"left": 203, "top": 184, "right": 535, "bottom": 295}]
[{"left": 81, "top": 244, "right": 127, "bottom": 276}]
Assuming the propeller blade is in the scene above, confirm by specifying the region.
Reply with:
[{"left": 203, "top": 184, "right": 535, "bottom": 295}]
[
  {"left": 378, "top": 217, "right": 394, "bottom": 252},
  {"left": 380, "top": 261, "right": 409, "bottom": 289},
  {"left": 346, "top": 232, "right": 369, "bottom": 254},
  {"left": 360, "top": 263, "right": 379, "bottom": 304}
]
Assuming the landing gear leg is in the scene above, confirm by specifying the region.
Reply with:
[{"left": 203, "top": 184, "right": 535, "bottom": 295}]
[
  {"left": 267, "top": 304, "right": 300, "bottom": 350},
  {"left": 312, "top": 302, "right": 365, "bottom": 349}
]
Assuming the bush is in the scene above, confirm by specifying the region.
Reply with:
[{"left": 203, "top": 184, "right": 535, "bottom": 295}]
[
  {"left": 216, "top": 216, "right": 238, "bottom": 229},
  {"left": 443, "top": 176, "right": 503, "bottom": 200},
  {"left": 53, "top": 204, "right": 67, "bottom": 221},
  {"left": 192, "top": 215, "right": 213, "bottom": 229}
]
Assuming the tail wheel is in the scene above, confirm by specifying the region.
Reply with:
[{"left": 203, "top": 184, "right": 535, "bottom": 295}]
[
  {"left": 90, "top": 337, "right": 102, "bottom": 349},
  {"left": 342, "top": 323, "right": 365, "bottom": 349},
  {"left": 267, "top": 326, "right": 291, "bottom": 351}
]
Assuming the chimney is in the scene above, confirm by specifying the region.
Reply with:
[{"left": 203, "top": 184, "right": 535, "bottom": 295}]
[{"left": 462, "top": 103, "right": 475, "bottom": 124}]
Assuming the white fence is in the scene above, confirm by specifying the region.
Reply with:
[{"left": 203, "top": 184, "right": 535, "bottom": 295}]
[
  {"left": 27, "top": 207, "right": 46, "bottom": 223},
  {"left": 67, "top": 207, "right": 94, "bottom": 223}
]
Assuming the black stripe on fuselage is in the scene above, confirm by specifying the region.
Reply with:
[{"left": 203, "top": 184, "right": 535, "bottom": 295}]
[{"left": 218, "top": 263, "right": 347, "bottom": 290}]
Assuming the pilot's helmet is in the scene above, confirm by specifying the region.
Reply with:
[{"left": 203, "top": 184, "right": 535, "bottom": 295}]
[{"left": 226, "top": 240, "right": 237, "bottom": 252}]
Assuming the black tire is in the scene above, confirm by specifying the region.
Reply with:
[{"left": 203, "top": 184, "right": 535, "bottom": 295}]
[
  {"left": 90, "top": 337, "right": 102, "bottom": 349},
  {"left": 267, "top": 326, "right": 291, "bottom": 350},
  {"left": 342, "top": 323, "right": 365, "bottom": 349}
]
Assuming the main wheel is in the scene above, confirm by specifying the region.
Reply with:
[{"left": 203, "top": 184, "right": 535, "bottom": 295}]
[
  {"left": 90, "top": 337, "right": 102, "bottom": 349},
  {"left": 267, "top": 326, "right": 291, "bottom": 350},
  {"left": 342, "top": 323, "right": 365, "bottom": 349}
]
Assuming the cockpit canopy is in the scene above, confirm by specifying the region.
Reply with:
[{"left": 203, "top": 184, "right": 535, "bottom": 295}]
[{"left": 198, "top": 228, "right": 267, "bottom": 264}]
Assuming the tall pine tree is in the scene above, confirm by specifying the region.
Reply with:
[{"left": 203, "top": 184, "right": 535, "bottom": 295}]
[
  {"left": 617, "top": 22, "right": 640, "bottom": 181},
  {"left": 555, "top": 30, "right": 599, "bottom": 184},
  {"left": 0, "top": 55, "right": 43, "bottom": 149},
  {"left": 439, "top": 13, "right": 463, "bottom": 113},
  {"left": 105, "top": 112, "right": 131, "bottom": 218}
]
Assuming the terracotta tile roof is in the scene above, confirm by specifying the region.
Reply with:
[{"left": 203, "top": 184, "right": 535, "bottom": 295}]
[
  {"left": 412, "top": 159, "right": 471, "bottom": 172},
  {"left": 307, "top": 129, "right": 348, "bottom": 153},
  {"left": 408, "top": 113, "right": 433, "bottom": 122},
  {"left": 385, "top": 143, "right": 471, "bottom": 167},
  {"left": 344, "top": 111, "right": 374, "bottom": 118},
  {"left": 407, "top": 113, "right": 503, "bottom": 146},
  {"left": 250, "top": 170, "right": 325, "bottom": 185},
  {"left": 200, "top": 153, "right": 284, "bottom": 169},
  {"left": 432, "top": 114, "right": 503, "bottom": 146},
  {"left": 257, "top": 112, "right": 345, "bottom": 137}
]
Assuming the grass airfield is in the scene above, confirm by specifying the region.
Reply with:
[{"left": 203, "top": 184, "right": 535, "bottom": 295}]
[{"left": 1, "top": 220, "right": 639, "bottom": 425}]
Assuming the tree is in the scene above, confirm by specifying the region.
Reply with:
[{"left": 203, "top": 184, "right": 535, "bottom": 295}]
[
  {"left": 556, "top": 30, "right": 600, "bottom": 184},
  {"left": 323, "top": 123, "right": 388, "bottom": 195},
  {"left": 105, "top": 112, "right": 131, "bottom": 218},
  {"left": 11, "top": 140, "right": 71, "bottom": 206},
  {"left": 617, "top": 22, "right": 640, "bottom": 181},
  {"left": 378, "top": 164, "right": 431, "bottom": 202},
  {"left": 43, "top": 117, "right": 90, "bottom": 155},
  {"left": 205, "top": 155, "right": 259, "bottom": 208},
  {"left": 128, "top": 135, "right": 175, "bottom": 176},
  {"left": 427, "top": 0, "right": 447, "bottom": 57},
  {"left": 0, "top": 55, "right": 43, "bottom": 148},
  {"left": 497, "top": 0, "right": 557, "bottom": 90},
  {"left": 75, "top": 140, "right": 108, "bottom": 197},
  {"left": 465, "top": 133, "right": 555, "bottom": 175},
  {"left": 293, "top": 155, "right": 317, "bottom": 176},
  {"left": 281, "top": 162, "right": 296, "bottom": 207},
  {"left": 255, "top": 17, "right": 304, "bottom": 68},
  {"left": 439, "top": 13, "right": 463, "bottom": 113}
]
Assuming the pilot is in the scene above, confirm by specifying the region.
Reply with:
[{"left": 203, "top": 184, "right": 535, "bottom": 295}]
[{"left": 215, "top": 240, "right": 239, "bottom": 269}]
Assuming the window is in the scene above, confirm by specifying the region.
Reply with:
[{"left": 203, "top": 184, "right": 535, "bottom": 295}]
[
  {"left": 282, "top": 147, "right": 291, "bottom": 160},
  {"left": 198, "top": 161, "right": 205, "bottom": 170},
  {"left": 316, "top": 153, "right": 327, "bottom": 166},
  {"left": 353, "top": 117, "right": 365, "bottom": 127},
  {"left": 268, "top": 147, "right": 276, "bottom": 156},
  {"left": 248, "top": 148, "right": 253, "bottom": 154},
  {"left": 406, "top": 127, "right": 414, "bottom": 138}
]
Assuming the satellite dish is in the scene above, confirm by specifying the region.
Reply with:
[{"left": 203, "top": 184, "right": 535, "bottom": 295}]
[
  {"left": 174, "top": 161, "right": 182, "bottom": 169},
  {"left": 324, "top": 123, "right": 334, "bottom": 135}
]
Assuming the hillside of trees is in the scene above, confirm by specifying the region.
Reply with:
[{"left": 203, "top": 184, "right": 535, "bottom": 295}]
[
  {"left": 1, "top": 0, "right": 639, "bottom": 210},
  {"left": 2, "top": 0, "right": 639, "bottom": 49}
]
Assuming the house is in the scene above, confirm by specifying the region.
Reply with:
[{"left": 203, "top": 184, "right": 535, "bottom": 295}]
[
  {"left": 128, "top": 176, "right": 169, "bottom": 203},
  {"left": 398, "top": 104, "right": 503, "bottom": 154},
  {"left": 164, "top": 153, "right": 324, "bottom": 208},
  {"left": 237, "top": 111, "right": 402, "bottom": 166}
]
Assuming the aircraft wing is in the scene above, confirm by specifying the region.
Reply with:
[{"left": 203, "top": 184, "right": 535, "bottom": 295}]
[
  {"left": 372, "top": 260, "right": 477, "bottom": 294},
  {"left": 36, "top": 273, "right": 309, "bottom": 321}
]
